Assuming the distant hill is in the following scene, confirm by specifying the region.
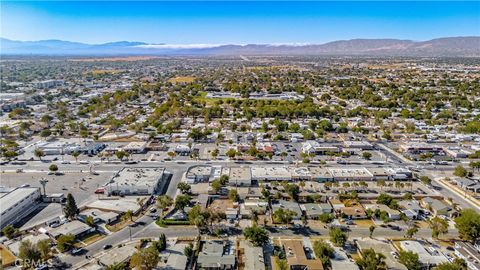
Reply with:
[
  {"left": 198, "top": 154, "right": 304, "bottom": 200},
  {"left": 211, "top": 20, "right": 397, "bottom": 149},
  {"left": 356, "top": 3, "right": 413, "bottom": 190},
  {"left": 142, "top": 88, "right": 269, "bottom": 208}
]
[{"left": 1, "top": 37, "right": 479, "bottom": 56}]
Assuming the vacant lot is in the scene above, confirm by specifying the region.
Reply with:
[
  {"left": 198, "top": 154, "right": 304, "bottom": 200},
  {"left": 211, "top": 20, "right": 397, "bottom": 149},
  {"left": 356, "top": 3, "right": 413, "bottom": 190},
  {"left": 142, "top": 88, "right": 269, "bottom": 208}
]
[{"left": 168, "top": 76, "right": 195, "bottom": 84}]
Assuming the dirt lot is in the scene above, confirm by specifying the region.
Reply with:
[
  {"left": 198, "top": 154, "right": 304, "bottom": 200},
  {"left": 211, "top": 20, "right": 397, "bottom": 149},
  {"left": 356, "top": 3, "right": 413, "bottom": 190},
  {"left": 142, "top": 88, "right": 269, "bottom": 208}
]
[{"left": 208, "top": 198, "right": 235, "bottom": 213}]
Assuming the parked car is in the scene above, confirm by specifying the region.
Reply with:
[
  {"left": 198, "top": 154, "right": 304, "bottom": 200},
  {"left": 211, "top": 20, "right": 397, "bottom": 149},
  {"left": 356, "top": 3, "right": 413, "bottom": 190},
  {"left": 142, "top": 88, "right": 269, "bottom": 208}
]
[{"left": 71, "top": 248, "right": 84, "bottom": 255}]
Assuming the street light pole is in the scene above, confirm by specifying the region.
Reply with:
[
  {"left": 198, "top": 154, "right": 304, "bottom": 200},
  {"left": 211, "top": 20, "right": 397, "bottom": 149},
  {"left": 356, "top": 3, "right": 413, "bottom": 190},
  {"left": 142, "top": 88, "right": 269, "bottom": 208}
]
[{"left": 39, "top": 178, "right": 48, "bottom": 197}]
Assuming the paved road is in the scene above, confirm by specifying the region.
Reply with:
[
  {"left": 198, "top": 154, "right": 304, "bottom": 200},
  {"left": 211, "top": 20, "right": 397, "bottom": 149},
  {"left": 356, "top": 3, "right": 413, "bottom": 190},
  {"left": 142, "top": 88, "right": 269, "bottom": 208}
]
[
  {"left": 63, "top": 220, "right": 455, "bottom": 269},
  {"left": 375, "top": 142, "right": 479, "bottom": 210},
  {"left": 269, "top": 226, "right": 458, "bottom": 239},
  {"left": 62, "top": 213, "right": 199, "bottom": 268}
]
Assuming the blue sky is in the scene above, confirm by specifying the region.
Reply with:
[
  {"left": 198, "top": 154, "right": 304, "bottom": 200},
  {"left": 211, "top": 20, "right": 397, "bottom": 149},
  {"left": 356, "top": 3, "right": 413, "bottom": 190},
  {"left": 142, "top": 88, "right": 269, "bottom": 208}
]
[{"left": 1, "top": 1, "right": 479, "bottom": 44}]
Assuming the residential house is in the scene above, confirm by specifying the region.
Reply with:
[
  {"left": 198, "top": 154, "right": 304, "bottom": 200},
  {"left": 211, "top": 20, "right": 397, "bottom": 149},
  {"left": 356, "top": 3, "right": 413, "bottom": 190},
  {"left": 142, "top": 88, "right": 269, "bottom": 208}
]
[
  {"left": 197, "top": 240, "right": 236, "bottom": 270},
  {"left": 421, "top": 197, "right": 453, "bottom": 217},
  {"left": 301, "top": 203, "right": 333, "bottom": 219}
]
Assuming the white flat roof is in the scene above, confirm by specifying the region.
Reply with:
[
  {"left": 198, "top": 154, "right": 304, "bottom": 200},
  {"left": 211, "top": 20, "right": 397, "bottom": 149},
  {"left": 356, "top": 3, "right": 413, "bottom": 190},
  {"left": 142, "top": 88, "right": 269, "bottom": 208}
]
[
  {"left": 251, "top": 166, "right": 291, "bottom": 178},
  {"left": 0, "top": 187, "right": 40, "bottom": 215},
  {"left": 107, "top": 167, "right": 165, "bottom": 188}
]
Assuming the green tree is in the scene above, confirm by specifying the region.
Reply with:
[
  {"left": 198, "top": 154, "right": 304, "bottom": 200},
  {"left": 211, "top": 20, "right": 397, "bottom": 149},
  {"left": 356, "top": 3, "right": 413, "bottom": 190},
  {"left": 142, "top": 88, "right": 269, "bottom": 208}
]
[
  {"left": 398, "top": 250, "right": 420, "bottom": 270},
  {"left": 272, "top": 208, "right": 297, "bottom": 224},
  {"left": 434, "top": 259, "right": 467, "bottom": 270},
  {"left": 454, "top": 209, "right": 480, "bottom": 242},
  {"left": 174, "top": 195, "right": 191, "bottom": 211},
  {"left": 18, "top": 240, "right": 41, "bottom": 267},
  {"left": 356, "top": 249, "right": 387, "bottom": 270},
  {"left": 63, "top": 193, "right": 78, "bottom": 219},
  {"left": 36, "top": 239, "right": 52, "bottom": 261},
  {"left": 228, "top": 189, "right": 240, "bottom": 202},
  {"left": 105, "top": 262, "right": 127, "bottom": 270},
  {"left": 430, "top": 217, "right": 449, "bottom": 239},
  {"left": 313, "top": 240, "right": 334, "bottom": 268},
  {"left": 211, "top": 179, "right": 222, "bottom": 194},
  {"left": 115, "top": 150, "right": 128, "bottom": 161},
  {"left": 226, "top": 148, "right": 237, "bottom": 159},
  {"left": 453, "top": 165, "right": 468, "bottom": 177},
  {"left": 376, "top": 179, "right": 386, "bottom": 190},
  {"left": 329, "top": 227, "right": 348, "bottom": 247},
  {"left": 285, "top": 183, "right": 300, "bottom": 201},
  {"left": 362, "top": 152, "right": 372, "bottom": 160},
  {"left": 318, "top": 213, "right": 334, "bottom": 224},
  {"left": 40, "top": 129, "right": 52, "bottom": 138},
  {"left": 2, "top": 225, "right": 17, "bottom": 239},
  {"left": 57, "top": 234, "right": 76, "bottom": 252},
  {"left": 184, "top": 243, "right": 193, "bottom": 257},
  {"left": 219, "top": 175, "right": 229, "bottom": 185},
  {"left": 377, "top": 193, "right": 394, "bottom": 205},
  {"left": 157, "top": 195, "right": 173, "bottom": 212},
  {"left": 34, "top": 148, "right": 45, "bottom": 161},
  {"left": 49, "top": 164, "right": 59, "bottom": 173},
  {"left": 188, "top": 205, "right": 207, "bottom": 229},
  {"left": 71, "top": 151, "right": 80, "bottom": 163},
  {"left": 129, "top": 246, "right": 159, "bottom": 270},
  {"left": 177, "top": 182, "right": 191, "bottom": 194},
  {"left": 154, "top": 234, "right": 167, "bottom": 252},
  {"left": 243, "top": 225, "right": 269, "bottom": 246},
  {"left": 123, "top": 210, "right": 134, "bottom": 222},
  {"left": 419, "top": 176, "right": 432, "bottom": 186},
  {"left": 369, "top": 225, "right": 376, "bottom": 238},
  {"left": 405, "top": 227, "right": 418, "bottom": 238},
  {"left": 85, "top": 216, "right": 95, "bottom": 227},
  {"left": 211, "top": 148, "right": 219, "bottom": 159}
]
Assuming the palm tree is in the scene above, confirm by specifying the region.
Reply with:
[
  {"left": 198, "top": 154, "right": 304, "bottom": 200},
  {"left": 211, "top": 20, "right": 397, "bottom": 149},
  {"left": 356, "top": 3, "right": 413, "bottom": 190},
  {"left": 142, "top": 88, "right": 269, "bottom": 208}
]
[
  {"left": 123, "top": 210, "right": 134, "bottom": 222},
  {"left": 376, "top": 179, "right": 386, "bottom": 191},
  {"left": 136, "top": 198, "right": 145, "bottom": 210},
  {"left": 104, "top": 262, "right": 126, "bottom": 270},
  {"left": 251, "top": 210, "right": 259, "bottom": 225}
]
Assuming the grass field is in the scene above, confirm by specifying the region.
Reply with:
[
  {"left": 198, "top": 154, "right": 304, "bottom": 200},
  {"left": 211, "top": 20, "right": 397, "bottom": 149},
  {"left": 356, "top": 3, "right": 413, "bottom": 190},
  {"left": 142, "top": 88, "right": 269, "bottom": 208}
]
[{"left": 168, "top": 76, "right": 195, "bottom": 84}]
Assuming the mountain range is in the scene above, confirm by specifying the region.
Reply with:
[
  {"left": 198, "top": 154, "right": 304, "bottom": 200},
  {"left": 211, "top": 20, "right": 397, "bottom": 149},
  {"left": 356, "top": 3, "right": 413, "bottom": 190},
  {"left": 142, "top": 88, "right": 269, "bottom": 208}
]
[{"left": 1, "top": 37, "right": 479, "bottom": 56}]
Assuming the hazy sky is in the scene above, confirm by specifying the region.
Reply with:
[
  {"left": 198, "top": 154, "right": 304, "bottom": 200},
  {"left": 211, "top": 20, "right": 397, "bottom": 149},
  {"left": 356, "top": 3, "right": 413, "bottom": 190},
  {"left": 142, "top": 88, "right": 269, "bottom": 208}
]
[{"left": 1, "top": 1, "right": 479, "bottom": 44}]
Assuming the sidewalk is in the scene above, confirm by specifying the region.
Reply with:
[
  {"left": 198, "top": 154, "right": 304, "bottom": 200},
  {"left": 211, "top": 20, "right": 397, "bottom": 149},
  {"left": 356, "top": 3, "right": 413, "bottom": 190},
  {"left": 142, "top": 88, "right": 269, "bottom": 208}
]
[{"left": 438, "top": 179, "right": 480, "bottom": 211}]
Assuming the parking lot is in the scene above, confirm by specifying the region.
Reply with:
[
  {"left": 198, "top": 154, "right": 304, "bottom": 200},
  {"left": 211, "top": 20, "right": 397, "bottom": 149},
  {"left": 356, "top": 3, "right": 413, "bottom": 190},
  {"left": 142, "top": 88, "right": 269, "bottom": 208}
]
[{"left": 0, "top": 171, "right": 116, "bottom": 205}]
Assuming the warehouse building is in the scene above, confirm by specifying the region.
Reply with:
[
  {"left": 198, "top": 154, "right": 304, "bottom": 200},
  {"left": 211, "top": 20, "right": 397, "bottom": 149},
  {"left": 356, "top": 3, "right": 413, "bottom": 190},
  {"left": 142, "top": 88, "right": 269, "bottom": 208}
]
[
  {"left": 0, "top": 186, "right": 41, "bottom": 229},
  {"left": 123, "top": 141, "right": 148, "bottom": 153},
  {"left": 343, "top": 140, "right": 373, "bottom": 150},
  {"left": 36, "top": 138, "right": 105, "bottom": 155},
  {"left": 328, "top": 167, "right": 374, "bottom": 181},
  {"left": 186, "top": 165, "right": 212, "bottom": 184},
  {"left": 228, "top": 167, "right": 252, "bottom": 186},
  {"left": 251, "top": 166, "right": 292, "bottom": 181},
  {"left": 400, "top": 143, "right": 444, "bottom": 155},
  {"left": 104, "top": 167, "right": 166, "bottom": 196}
]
